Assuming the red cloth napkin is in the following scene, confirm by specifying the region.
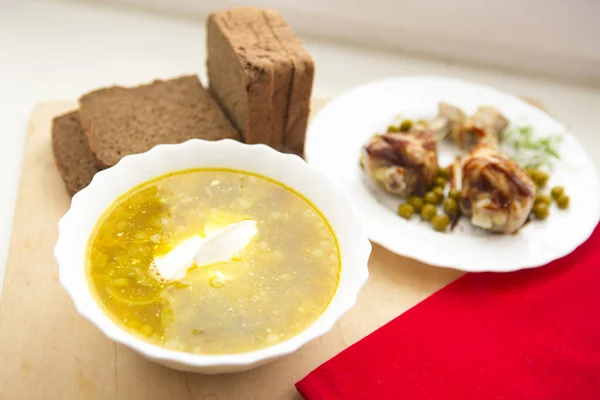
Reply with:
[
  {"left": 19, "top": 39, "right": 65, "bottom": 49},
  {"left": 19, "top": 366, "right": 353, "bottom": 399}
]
[{"left": 296, "top": 224, "right": 600, "bottom": 400}]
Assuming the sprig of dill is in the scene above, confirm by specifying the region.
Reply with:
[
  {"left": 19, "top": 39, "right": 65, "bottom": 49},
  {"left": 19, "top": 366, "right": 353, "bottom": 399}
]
[{"left": 501, "top": 125, "right": 563, "bottom": 170}]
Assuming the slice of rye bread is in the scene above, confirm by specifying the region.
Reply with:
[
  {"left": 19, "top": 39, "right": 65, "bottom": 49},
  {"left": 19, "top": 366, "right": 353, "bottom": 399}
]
[
  {"left": 207, "top": 8, "right": 292, "bottom": 149},
  {"left": 78, "top": 75, "right": 241, "bottom": 168},
  {"left": 263, "top": 10, "right": 315, "bottom": 155},
  {"left": 51, "top": 111, "right": 102, "bottom": 196},
  {"left": 207, "top": 8, "right": 314, "bottom": 155}
]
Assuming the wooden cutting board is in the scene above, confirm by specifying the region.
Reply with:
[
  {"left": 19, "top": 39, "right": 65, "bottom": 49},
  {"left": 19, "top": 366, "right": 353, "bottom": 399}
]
[{"left": 0, "top": 100, "right": 468, "bottom": 400}]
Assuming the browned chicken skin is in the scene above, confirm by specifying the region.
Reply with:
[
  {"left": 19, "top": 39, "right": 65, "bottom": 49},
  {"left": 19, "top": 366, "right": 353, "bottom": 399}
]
[
  {"left": 452, "top": 144, "right": 535, "bottom": 233},
  {"left": 363, "top": 128, "right": 438, "bottom": 197}
]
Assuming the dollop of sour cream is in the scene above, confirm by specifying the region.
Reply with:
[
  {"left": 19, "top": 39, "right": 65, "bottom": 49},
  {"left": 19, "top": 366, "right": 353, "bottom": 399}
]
[{"left": 153, "top": 220, "right": 258, "bottom": 281}]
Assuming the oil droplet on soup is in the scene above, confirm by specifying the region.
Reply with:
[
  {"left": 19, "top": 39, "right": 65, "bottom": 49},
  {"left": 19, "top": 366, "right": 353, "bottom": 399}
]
[{"left": 87, "top": 169, "right": 340, "bottom": 355}]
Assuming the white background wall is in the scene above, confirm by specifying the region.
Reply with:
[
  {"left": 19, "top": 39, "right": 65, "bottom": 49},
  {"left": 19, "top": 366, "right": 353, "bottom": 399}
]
[{"left": 90, "top": 0, "right": 600, "bottom": 86}]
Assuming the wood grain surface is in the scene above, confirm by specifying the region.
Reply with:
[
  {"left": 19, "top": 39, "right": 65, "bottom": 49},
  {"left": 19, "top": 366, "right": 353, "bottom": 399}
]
[{"left": 0, "top": 100, "right": 467, "bottom": 400}]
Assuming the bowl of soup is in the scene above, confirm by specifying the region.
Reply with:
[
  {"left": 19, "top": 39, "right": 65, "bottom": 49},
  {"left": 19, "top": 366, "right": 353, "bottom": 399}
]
[{"left": 55, "top": 139, "right": 371, "bottom": 373}]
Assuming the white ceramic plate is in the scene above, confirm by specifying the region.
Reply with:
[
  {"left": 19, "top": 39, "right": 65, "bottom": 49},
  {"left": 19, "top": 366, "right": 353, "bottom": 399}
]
[{"left": 305, "top": 76, "right": 600, "bottom": 272}]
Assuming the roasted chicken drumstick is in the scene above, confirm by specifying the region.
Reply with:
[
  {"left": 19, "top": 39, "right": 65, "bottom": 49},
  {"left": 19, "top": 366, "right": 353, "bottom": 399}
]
[
  {"left": 452, "top": 144, "right": 535, "bottom": 234},
  {"left": 363, "top": 128, "right": 438, "bottom": 197},
  {"left": 460, "top": 106, "right": 509, "bottom": 148},
  {"left": 429, "top": 102, "right": 467, "bottom": 142},
  {"left": 431, "top": 104, "right": 508, "bottom": 149}
]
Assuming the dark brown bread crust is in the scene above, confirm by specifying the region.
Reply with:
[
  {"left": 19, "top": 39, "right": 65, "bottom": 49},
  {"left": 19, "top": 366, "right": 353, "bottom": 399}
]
[
  {"left": 79, "top": 75, "right": 240, "bottom": 167},
  {"left": 51, "top": 111, "right": 101, "bottom": 196},
  {"left": 263, "top": 10, "right": 315, "bottom": 155},
  {"left": 207, "top": 8, "right": 283, "bottom": 148}
]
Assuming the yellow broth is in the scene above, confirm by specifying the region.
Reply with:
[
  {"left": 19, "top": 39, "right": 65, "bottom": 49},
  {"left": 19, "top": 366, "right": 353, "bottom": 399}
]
[{"left": 87, "top": 169, "right": 340, "bottom": 354}]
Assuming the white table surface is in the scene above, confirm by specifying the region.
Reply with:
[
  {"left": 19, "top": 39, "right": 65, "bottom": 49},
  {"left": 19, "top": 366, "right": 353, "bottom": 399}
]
[{"left": 1, "top": 1, "right": 600, "bottom": 296}]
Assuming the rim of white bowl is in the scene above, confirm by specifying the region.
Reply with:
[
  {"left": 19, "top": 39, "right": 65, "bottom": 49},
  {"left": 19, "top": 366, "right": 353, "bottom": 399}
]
[{"left": 55, "top": 138, "right": 371, "bottom": 369}]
